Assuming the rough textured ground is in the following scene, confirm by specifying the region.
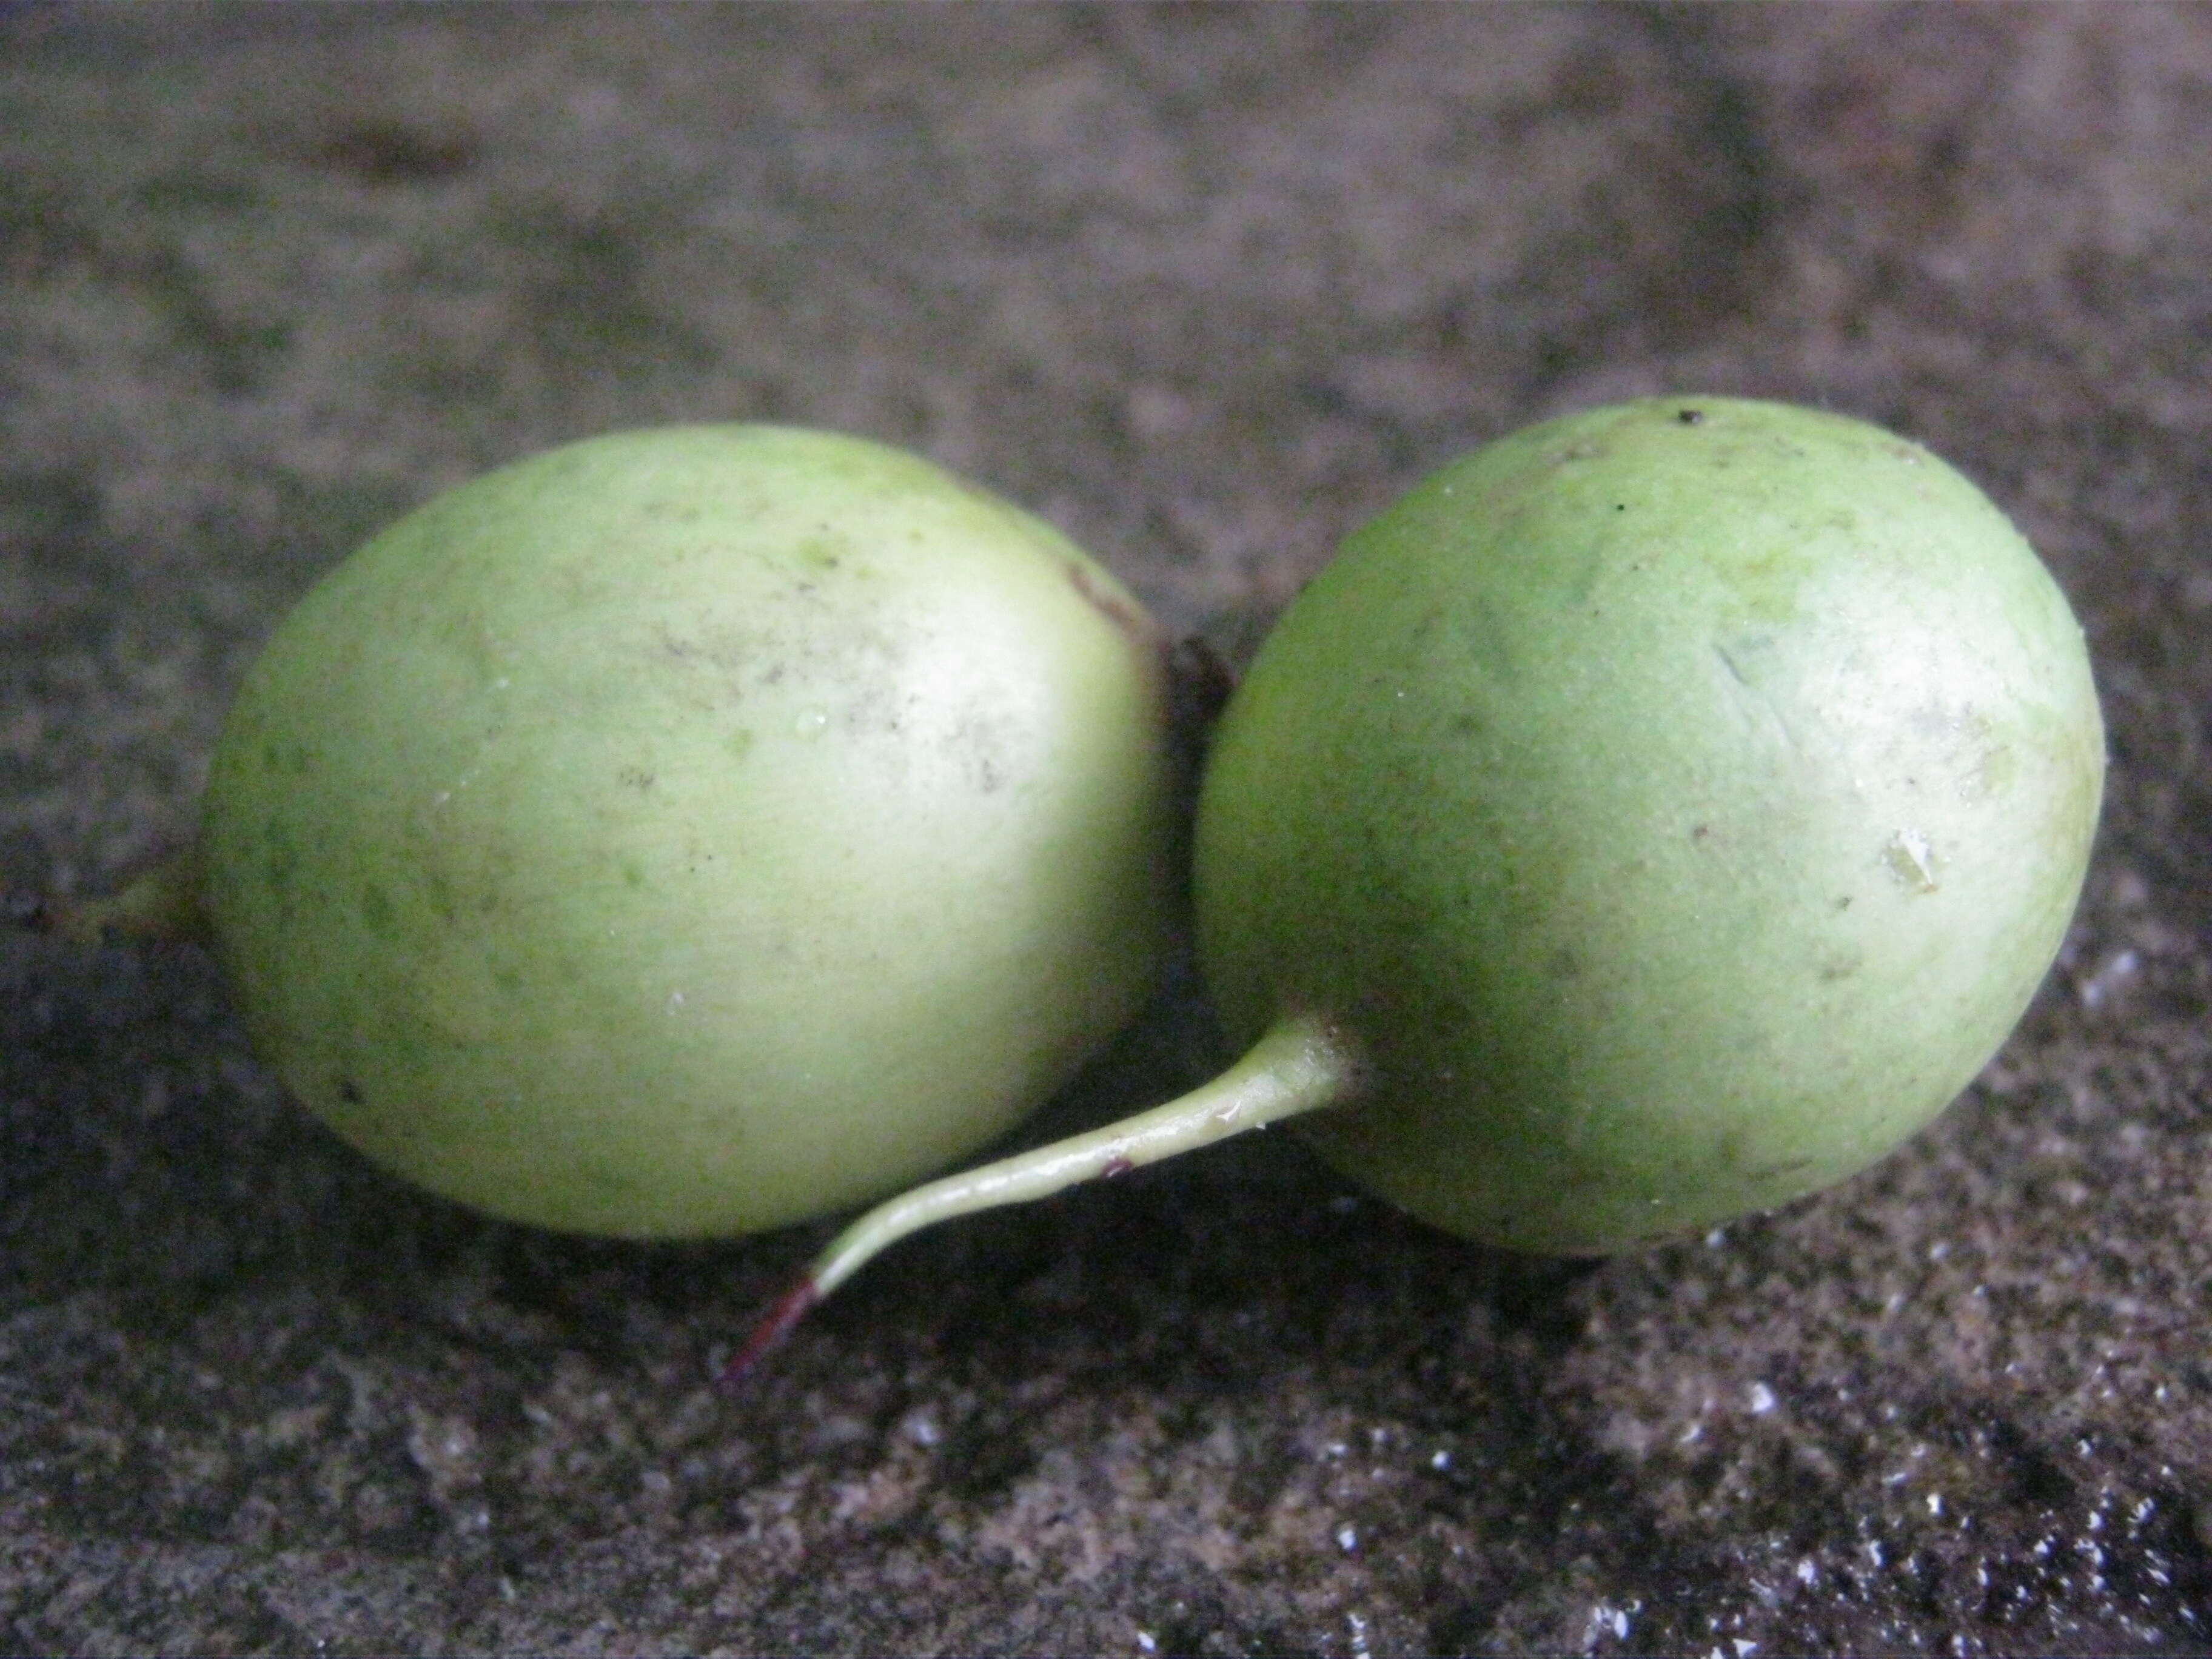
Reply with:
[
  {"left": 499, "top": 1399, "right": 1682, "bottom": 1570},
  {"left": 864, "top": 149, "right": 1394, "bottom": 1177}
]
[{"left": 3, "top": 5, "right": 2210, "bottom": 1655}]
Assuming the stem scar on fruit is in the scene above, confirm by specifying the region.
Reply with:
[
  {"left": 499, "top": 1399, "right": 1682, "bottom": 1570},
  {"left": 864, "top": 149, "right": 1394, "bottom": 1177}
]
[{"left": 726, "top": 395, "right": 2103, "bottom": 1384}]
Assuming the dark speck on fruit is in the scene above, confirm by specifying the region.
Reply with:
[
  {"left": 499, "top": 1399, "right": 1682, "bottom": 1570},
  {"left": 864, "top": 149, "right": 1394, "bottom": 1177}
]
[
  {"left": 1748, "top": 1156, "right": 1816, "bottom": 1184},
  {"left": 360, "top": 883, "right": 394, "bottom": 930}
]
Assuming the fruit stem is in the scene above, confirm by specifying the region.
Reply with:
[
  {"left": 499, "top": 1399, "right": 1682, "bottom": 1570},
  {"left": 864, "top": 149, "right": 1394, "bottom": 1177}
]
[
  {"left": 722, "top": 1008, "right": 1361, "bottom": 1385},
  {"left": 10, "top": 843, "right": 210, "bottom": 947}
]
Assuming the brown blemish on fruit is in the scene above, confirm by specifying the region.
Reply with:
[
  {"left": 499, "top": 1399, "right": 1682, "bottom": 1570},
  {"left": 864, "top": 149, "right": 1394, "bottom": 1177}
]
[{"left": 1065, "top": 563, "right": 1164, "bottom": 652}]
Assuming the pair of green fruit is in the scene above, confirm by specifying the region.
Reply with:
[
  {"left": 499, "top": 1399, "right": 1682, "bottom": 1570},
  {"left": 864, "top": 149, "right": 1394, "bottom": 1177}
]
[{"left": 189, "top": 397, "right": 2103, "bottom": 1350}]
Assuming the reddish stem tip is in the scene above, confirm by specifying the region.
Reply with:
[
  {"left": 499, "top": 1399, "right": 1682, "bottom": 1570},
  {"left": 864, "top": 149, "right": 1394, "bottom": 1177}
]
[{"left": 719, "top": 1275, "right": 820, "bottom": 1390}]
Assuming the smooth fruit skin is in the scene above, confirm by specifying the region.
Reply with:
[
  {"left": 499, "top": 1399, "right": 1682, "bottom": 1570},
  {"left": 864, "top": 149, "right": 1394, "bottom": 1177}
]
[
  {"left": 1196, "top": 397, "right": 2104, "bottom": 1253},
  {"left": 202, "top": 426, "right": 1174, "bottom": 1238}
]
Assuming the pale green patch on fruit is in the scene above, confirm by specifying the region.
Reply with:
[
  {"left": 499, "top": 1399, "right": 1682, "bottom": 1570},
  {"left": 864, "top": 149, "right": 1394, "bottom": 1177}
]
[{"left": 201, "top": 425, "right": 1176, "bottom": 1238}]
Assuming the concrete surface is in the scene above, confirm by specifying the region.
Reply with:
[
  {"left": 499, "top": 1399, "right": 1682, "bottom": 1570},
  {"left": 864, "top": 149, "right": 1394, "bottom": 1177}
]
[{"left": 2, "top": 4, "right": 2209, "bottom": 1654}]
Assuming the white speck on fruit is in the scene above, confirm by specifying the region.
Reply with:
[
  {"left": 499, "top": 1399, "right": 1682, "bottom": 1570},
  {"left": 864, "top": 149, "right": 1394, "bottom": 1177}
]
[
  {"left": 1883, "top": 828, "right": 1939, "bottom": 893},
  {"left": 794, "top": 709, "right": 830, "bottom": 739}
]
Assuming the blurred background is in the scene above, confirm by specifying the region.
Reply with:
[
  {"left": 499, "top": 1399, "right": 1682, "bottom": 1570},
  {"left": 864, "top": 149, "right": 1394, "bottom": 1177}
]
[{"left": 3, "top": 5, "right": 2208, "bottom": 1654}]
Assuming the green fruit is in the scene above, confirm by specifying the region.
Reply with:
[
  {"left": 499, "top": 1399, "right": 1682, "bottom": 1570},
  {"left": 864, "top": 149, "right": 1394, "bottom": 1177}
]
[
  {"left": 1198, "top": 396, "right": 2105, "bottom": 1250},
  {"left": 201, "top": 425, "right": 1175, "bottom": 1238},
  {"left": 751, "top": 397, "right": 2102, "bottom": 1369}
]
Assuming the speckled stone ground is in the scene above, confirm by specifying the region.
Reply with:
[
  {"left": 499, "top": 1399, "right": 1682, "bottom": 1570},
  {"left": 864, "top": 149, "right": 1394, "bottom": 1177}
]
[{"left": 3, "top": 5, "right": 2210, "bottom": 1655}]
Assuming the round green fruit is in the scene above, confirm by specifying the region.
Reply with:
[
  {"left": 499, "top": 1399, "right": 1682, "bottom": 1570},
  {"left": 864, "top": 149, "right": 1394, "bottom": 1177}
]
[
  {"left": 1198, "top": 395, "right": 2105, "bottom": 1250},
  {"left": 201, "top": 425, "right": 1176, "bottom": 1238},
  {"left": 739, "top": 395, "right": 2105, "bottom": 1379}
]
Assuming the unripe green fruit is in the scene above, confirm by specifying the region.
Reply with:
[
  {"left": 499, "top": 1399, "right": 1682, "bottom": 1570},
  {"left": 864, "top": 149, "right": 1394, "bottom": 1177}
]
[
  {"left": 200, "top": 426, "right": 1175, "bottom": 1238},
  {"left": 734, "top": 397, "right": 2105, "bottom": 1382},
  {"left": 1197, "top": 396, "right": 2105, "bottom": 1251}
]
